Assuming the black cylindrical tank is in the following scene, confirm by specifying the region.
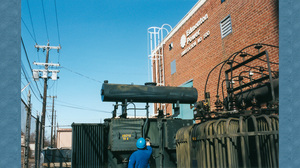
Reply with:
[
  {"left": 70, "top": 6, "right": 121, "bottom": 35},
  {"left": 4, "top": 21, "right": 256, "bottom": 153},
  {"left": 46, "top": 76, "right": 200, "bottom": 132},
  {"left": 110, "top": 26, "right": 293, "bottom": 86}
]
[
  {"left": 101, "top": 82, "right": 198, "bottom": 104},
  {"left": 235, "top": 78, "right": 279, "bottom": 108}
]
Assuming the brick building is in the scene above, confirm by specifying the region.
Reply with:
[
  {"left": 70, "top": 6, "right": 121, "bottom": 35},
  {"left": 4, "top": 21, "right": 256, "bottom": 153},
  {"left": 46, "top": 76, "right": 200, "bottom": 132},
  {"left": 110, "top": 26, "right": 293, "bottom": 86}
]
[{"left": 150, "top": 0, "right": 279, "bottom": 118}]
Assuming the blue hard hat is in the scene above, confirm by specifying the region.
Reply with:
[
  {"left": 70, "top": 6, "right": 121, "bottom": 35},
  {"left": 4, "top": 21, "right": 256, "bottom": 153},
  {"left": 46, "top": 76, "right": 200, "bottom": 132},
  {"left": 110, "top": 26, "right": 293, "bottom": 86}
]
[{"left": 136, "top": 137, "right": 146, "bottom": 149}]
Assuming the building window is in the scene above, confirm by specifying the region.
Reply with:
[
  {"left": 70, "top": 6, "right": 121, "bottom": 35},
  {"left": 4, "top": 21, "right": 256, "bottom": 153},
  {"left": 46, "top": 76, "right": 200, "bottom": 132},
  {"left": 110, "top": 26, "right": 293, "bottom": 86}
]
[
  {"left": 169, "top": 42, "right": 173, "bottom": 51},
  {"left": 176, "top": 80, "right": 194, "bottom": 119},
  {"left": 171, "top": 60, "right": 176, "bottom": 75},
  {"left": 220, "top": 15, "right": 232, "bottom": 39}
]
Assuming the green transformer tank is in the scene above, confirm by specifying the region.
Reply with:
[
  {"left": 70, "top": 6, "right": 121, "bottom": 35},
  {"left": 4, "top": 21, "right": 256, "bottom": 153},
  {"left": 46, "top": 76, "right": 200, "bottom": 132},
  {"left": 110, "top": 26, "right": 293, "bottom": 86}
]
[{"left": 71, "top": 118, "right": 193, "bottom": 168}]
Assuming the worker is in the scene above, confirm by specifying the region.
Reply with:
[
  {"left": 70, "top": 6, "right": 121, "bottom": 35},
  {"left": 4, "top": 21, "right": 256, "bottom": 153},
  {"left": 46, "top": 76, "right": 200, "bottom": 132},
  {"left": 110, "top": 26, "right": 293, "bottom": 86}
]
[{"left": 128, "top": 137, "right": 152, "bottom": 168}]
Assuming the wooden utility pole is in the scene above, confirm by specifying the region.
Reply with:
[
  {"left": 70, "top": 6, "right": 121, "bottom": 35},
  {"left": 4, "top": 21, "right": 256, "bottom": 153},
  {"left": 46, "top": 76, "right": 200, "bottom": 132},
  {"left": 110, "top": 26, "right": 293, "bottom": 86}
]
[
  {"left": 41, "top": 43, "right": 49, "bottom": 149},
  {"left": 34, "top": 42, "right": 61, "bottom": 148},
  {"left": 48, "top": 96, "right": 57, "bottom": 147},
  {"left": 53, "top": 110, "right": 57, "bottom": 148}
]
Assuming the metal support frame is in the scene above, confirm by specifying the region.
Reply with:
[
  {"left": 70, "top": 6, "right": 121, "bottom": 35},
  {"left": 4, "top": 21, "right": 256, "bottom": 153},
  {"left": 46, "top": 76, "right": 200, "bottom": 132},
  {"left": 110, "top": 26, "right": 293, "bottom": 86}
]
[
  {"left": 113, "top": 101, "right": 150, "bottom": 119},
  {"left": 264, "top": 51, "right": 276, "bottom": 103},
  {"left": 230, "top": 76, "right": 270, "bottom": 93},
  {"left": 224, "top": 50, "right": 277, "bottom": 108},
  {"left": 172, "top": 101, "right": 180, "bottom": 118},
  {"left": 127, "top": 102, "right": 137, "bottom": 118},
  {"left": 33, "top": 62, "right": 60, "bottom": 67},
  {"left": 113, "top": 102, "right": 118, "bottom": 118},
  {"left": 143, "top": 102, "right": 150, "bottom": 138},
  {"left": 157, "top": 119, "right": 164, "bottom": 168},
  {"left": 121, "top": 99, "right": 128, "bottom": 118}
]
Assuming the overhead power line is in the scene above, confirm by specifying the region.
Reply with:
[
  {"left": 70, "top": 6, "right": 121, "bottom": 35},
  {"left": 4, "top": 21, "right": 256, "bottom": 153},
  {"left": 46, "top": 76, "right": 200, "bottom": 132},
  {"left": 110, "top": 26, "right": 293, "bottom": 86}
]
[
  {"left": 46, "top": 114, "right": 52, "bottom": 124},
  {"left": 48, "top": 81, "right": 56, "bottom": 90},
  {"left": 21, "top": 18, "right": 37, "bottom": 44},
  {"left": 41, "top": 0, "right": 49, "bottom": 41},
  {"left": 21, "top": 64, "right": 42, "bottom": 102},
  {"left": 45, "top": 125, "right": 71, "bottom": 128},
  {"left": 56, "top": 99, "right": 102, "bottom": 111},
  {"left": 61, "top": 66, "right": 102, "bottom": 83},
  {"left": 21, "top": 37, "right": 43, "bottom": 98},
  {"left": 21, "top": 37, "right": 34, "bottom": 71},
  {"left": 55, "top": 102, "right": 111, "bottom": 114},
  {"left": 21, "top": 81, "right": 28, "bottom": 102},
  {"left": 54, "top": 0, "right": 61, "bottom": 45},
  {"left": 26, "top": 0, "right": 37, "bottom": 43},
  {"left": 53, "top": 0, "right": 62, "bottom": 64}
]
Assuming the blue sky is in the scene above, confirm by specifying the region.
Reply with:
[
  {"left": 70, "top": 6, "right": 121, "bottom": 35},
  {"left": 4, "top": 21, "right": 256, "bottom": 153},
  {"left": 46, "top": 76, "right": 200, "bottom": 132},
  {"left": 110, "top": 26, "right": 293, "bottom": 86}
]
[{"left": 21, "top": 0, "right": 198, "bottom": 136}]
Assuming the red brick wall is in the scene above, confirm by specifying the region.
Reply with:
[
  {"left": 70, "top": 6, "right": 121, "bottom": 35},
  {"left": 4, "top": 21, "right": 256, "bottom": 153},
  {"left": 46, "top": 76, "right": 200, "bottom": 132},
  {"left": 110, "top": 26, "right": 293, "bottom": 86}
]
[{"left": 153, "top": 0, "right": 279, "bottom": 115}]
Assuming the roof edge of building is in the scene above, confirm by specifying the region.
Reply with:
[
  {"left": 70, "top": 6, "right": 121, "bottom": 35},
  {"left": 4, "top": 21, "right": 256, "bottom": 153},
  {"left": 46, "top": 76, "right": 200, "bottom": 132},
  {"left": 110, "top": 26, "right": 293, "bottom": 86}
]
[{"left": 152, "top": 0, "right": 207, "bottom": 53}]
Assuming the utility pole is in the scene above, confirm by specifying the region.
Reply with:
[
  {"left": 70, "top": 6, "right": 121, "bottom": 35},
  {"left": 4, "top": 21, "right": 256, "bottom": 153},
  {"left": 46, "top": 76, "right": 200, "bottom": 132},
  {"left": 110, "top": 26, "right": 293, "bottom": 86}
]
[
  {"left": 35, "top": 115, "right": 40, "bottom": 168},
  {"left": 55, "top": 123, "right": 58, "bottom": 148},
  {"left": 24, "top": 90, "right": 31, "bottom": 168},
  {"left": 34, "top": 42, "right": 61, "bottom": 148},
  {"left": 48, "top": 95, "right": 57, "bottom": 148},
  {"left": 53, "top": 110, "right": 57, "bottom": 148}
]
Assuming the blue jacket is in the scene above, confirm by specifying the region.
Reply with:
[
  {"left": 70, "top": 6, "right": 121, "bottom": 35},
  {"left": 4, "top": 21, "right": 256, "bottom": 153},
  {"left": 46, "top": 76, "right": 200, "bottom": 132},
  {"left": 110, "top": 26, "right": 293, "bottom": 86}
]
[{"left": 128, "top": 146, "right": 152, "bottom": 168}]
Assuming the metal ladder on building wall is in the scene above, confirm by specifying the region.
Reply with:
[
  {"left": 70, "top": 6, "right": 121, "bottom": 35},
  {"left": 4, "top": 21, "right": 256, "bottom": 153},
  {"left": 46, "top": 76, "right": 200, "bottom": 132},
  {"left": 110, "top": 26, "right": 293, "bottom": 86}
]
[{"left": 147, "top": 24, "right": 172, "bottom": 114}]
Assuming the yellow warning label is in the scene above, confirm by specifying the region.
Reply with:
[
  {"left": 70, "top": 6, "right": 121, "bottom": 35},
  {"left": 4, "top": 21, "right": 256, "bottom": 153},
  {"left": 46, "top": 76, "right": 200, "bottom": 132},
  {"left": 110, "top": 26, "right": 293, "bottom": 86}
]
[{"left": 122, "top": 134, "right": 131, "bottom": 140}]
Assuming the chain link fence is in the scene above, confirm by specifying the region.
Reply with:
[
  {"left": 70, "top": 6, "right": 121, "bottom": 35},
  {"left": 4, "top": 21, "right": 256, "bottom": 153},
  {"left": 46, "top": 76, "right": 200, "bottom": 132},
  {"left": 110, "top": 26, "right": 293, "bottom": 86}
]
[
  {"left": 21, "top": 99, "right": 41, "bottom": 168},
  {"left": 22, "top": 97, "right": 69, "bottom": 168}
]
